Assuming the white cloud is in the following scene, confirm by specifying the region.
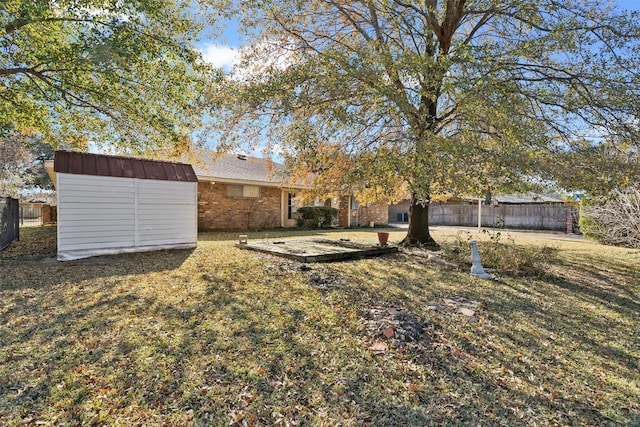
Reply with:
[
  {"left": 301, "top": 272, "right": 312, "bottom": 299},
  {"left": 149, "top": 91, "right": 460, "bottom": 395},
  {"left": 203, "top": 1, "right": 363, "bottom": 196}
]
[
  {"left": 198, "top": 39, "right": 298, "bottom": 81},
  {"left": 199, "top": 44, "right": 239, "bottom": 71}
]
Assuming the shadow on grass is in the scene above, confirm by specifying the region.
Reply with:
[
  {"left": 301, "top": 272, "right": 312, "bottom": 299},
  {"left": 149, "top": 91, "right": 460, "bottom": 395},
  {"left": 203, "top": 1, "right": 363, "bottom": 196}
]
[
  {"left": 556, "top": 252, "right": 640, "bottom": 299},
  {"left": 0, "top": 248, "right": 195, "bottom": 291},
  {"left": 1, "top": 227, "right": 638, "bottom": 425},
  {"left": 343, "top": 252, "right": 639, "bottom": 425},
  {"left": 0, "top": 226, "right": 195, "bottom": 290},
  {"left": 147, "top": 275, "right": 445, "bottom": 424}
]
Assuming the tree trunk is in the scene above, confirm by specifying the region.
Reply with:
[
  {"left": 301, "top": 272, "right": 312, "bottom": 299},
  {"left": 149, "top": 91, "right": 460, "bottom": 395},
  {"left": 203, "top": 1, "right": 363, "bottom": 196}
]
[{"left": 400, "top": 195, "right": 440, "bottom": 249}]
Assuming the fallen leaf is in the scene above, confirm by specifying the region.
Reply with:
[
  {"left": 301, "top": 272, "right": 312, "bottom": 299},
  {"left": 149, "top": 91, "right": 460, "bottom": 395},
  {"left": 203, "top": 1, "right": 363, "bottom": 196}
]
[
  {"left": 369, "top": 340, "right": 388, "bottom": 352},
  {"left": 381, "top": 326, "right": 396, "bottom": 339}
]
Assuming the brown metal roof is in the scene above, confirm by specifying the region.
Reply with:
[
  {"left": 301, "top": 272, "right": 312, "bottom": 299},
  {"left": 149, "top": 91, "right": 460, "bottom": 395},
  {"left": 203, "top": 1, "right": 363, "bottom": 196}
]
[{"left": 53, "top": 151, "right": 198, "bottom": 182}]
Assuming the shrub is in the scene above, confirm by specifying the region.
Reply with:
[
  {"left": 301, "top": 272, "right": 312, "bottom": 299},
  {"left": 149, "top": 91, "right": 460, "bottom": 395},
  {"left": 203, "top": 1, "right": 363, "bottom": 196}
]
[
  {"left": 295, "top": 206, "right": 339, "bottom": 228},
  {"left": 439, "top": 231, "right": 557, "bottom": 277},
  {"left": 580, "top": 188, "right": 640, "bottom": 248}
]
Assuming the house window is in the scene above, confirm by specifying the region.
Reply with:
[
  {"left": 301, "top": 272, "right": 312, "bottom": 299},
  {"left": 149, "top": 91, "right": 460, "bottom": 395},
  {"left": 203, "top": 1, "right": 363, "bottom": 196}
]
[
  {"left": 351, "top": 196, "right": 359, "bottom": 210},
  {"left": 226, "top": 184, "right": 260, "bottom": 198},
  {"left": 287, "top": 192, "right": 296, "bottom": 219},
  {"left": 242, "top": 185, "right": 260, "bottom": 198},
  {"left": 226, "top": 184, "right": 243, "bottom": 197}
]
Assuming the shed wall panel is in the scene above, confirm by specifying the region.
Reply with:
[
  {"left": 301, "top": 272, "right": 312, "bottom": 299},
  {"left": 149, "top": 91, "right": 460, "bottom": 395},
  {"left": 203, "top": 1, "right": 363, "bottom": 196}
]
[
  {"left": 59, "top": 195, "right": 134, "bottom": 204},
  {"left": 137, "top": 237, "right": 196, "bottom": 246},
  {"left": 60, "top": 175, "right": 135, "bottom": 188},
  {"left": 56, "top": 241, "right": 132, "bottom": 251},
  {"left": 57, "top": 172, "right": 197, "bottom": 260},
  {"left": 138, "top": 209, "right": 194, "bottom": 218},
  {"left": 136, "top": 180, "right": 197, "bottom": 245},
  {"left": 60, "top": 213, "right": 133, "bottom": 222},
  {"left": 58, "top": 174, "right": 136, "bottom": 254},
  {"left": 59, "top": 226, "right": 135, "bottom": 237}
]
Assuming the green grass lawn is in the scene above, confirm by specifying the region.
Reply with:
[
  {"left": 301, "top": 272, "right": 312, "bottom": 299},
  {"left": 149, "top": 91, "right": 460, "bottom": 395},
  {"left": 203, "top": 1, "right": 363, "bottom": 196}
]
[{"left": 1, "top": 226, "right": 638, "bottom": 426}]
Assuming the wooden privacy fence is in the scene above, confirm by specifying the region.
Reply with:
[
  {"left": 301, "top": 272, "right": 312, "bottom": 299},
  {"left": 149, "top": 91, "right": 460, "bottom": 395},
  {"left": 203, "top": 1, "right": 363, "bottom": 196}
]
[
  {"left": 1, "top": 197, "right": 19, "bottom": 250},
  {"left": 429, "top": 204, "right": 574, "bottom": 231}
]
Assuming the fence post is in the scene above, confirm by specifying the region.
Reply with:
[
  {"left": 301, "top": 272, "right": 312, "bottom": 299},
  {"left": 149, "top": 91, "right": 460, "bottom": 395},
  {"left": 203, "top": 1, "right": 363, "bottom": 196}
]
[{"left": 15, "top": 199, "right": 19, "bottom": 242}]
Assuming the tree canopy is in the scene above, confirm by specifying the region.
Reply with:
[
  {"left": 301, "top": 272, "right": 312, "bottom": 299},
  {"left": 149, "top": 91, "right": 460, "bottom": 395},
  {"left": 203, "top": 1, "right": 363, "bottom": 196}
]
[
  {"left": 0, "top": 133, "right": 53, "bottom": 198},
  {"left": 1, "top": 0, "right": 220, "bottom": 153},
  {"left": 212, "top": 0, "right": 640, "bottom": 245}
]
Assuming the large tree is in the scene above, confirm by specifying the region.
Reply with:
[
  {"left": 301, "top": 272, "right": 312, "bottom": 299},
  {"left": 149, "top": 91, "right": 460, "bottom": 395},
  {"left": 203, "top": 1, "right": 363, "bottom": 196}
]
[
  {"left": 0, "top": 133, "right": 53, "bottom": 198},
  {"left": 213, "top": 0, "right": 640, "bottom": 246},
  {"left": 1, "top": 0, "right": 220, "bottom": 153}
]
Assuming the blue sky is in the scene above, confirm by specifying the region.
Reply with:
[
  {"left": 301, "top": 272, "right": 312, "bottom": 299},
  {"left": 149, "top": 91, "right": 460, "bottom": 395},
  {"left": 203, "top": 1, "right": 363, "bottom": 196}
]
[
  {"left": 198, "top": 1, "right": 640, "bottom": 71},
  {"left": 617, "top": 0, "right": 640, "bottom": 11}
]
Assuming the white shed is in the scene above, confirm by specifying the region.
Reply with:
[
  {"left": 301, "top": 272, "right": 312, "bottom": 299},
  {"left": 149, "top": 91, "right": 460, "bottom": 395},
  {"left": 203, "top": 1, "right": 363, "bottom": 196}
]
[{"left": 46, "top": 151, "right": 198, "bottom": 261}]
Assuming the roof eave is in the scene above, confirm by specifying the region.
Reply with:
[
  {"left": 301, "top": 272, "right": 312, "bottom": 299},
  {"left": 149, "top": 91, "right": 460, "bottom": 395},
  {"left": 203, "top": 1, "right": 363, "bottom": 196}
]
[
  {"left": 44, "top": 160, "right": 56, "bottom": 189},
  {"left": 197, "top": 175, "right": 309, "bottom": 190}
]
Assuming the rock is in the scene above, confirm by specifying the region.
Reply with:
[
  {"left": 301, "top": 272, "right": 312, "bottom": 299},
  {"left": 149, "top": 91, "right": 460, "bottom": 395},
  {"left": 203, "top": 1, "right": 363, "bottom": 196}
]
[
  {"left": 299, "top": 264, "right": 312, "bottom": 271},
  {"left": 426, "top": 304, "right": 442, "bottom": 311},
  {"left": 444, "top": 298, "right": 479, "bottom": 308},
  {"left": 469, "top": 316, "right": 478, "bottom": 323},
  {"left": 457, "top": 307, "right": 475, "bottom": 317}
]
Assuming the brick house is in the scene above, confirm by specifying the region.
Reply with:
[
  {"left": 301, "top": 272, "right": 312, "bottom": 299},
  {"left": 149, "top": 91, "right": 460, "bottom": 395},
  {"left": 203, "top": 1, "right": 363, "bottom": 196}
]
[{"left": 194, "top": 153, "right": 388, "bottom": 230}]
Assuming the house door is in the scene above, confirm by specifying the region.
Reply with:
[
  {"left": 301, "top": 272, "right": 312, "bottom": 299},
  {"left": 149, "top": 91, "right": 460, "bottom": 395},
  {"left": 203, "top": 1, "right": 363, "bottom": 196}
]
[{"left": 281, "top": 191, "right": 297, "bottom": 227}]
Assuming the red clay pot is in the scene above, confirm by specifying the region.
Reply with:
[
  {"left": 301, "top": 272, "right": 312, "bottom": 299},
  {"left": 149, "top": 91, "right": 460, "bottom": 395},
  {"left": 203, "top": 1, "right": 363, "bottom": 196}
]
[{"left": 377, "top": 232, "right": 390, "bottom": 246}]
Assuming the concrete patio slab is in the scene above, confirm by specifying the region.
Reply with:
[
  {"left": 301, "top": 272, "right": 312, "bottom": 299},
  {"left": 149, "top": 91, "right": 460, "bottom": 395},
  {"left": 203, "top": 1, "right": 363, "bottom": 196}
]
[{"left": 236, "top": 238, "right": 398, "bottom": 262}]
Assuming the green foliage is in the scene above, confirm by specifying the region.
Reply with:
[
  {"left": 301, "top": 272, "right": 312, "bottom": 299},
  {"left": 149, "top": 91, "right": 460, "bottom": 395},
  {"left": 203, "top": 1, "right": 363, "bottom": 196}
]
[
  {"left": 579, "top": 197, "right": 606, "bottom": 241},
  {"left": 550, "top": 141, "right": 640, "bottom": 197},
  {"left": 0, "top": 0, "right": 221, "bottom": 152},
  {"left": 295, "top": 206, "right": 339, "bottom": 228},
  {"left": 213, "top": 0, "right": 640, "bottom": 243}
]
